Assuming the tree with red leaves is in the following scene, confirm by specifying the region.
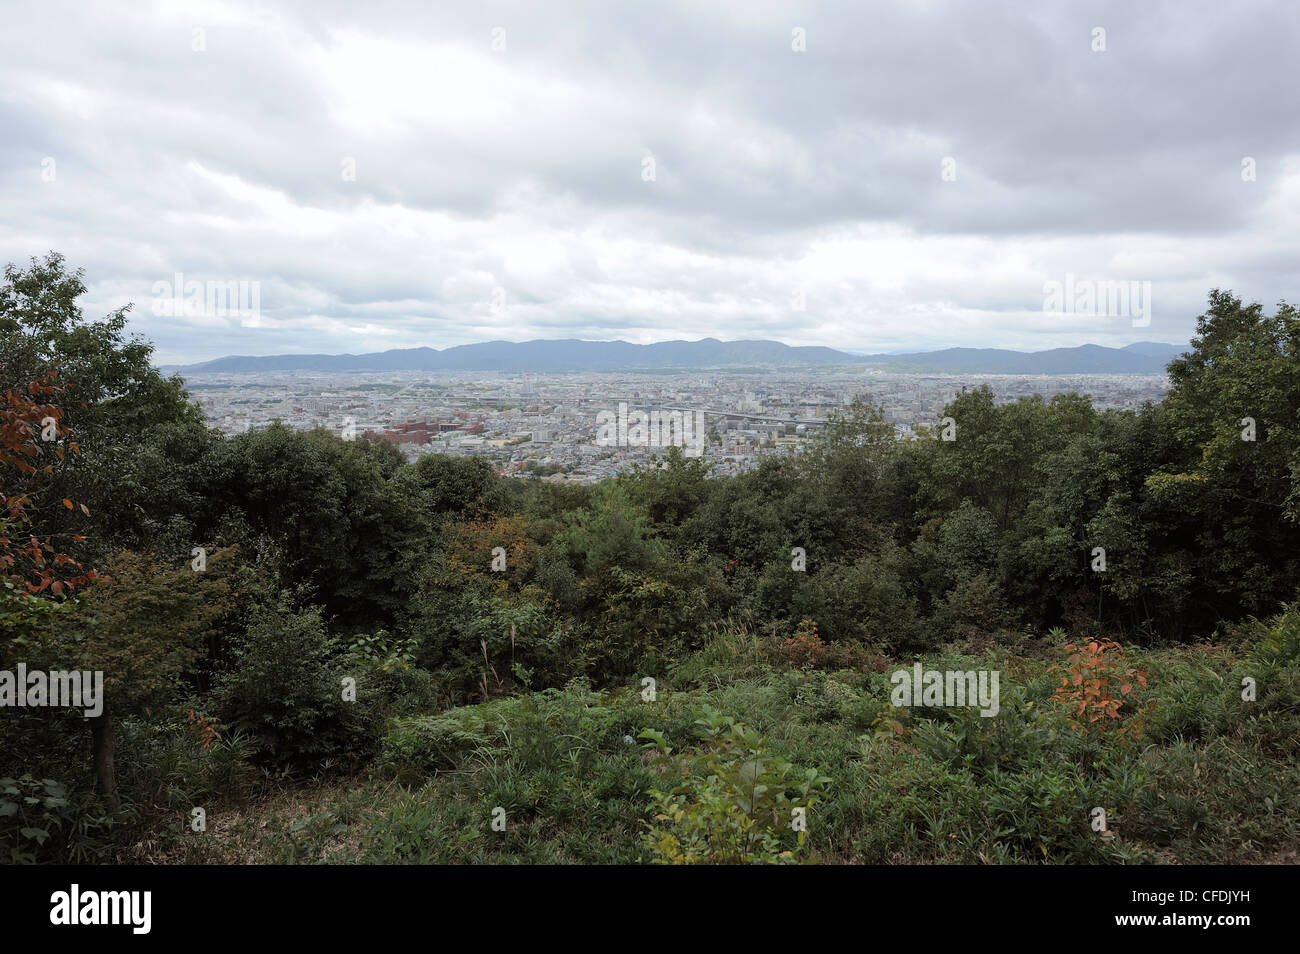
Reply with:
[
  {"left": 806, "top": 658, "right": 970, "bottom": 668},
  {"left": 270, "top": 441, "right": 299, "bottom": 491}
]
[{"left": 0, "top": 369, "right": 95, "bottom": 612}]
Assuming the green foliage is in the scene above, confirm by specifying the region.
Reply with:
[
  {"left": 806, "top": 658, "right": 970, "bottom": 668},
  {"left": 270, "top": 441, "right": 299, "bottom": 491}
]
[
  {"left": 214, "top": 600, "right": 380, "bottom": 768},
  {"left": 1251, "top": 602, "right": 1300, "bottom": 667},
  {"left": 1156, "top": 290, "right": 1300, "bottom": 618},
  {"left": 7, "top": 257, "right": 1300, "bottom": 865},
  {"left": 94, "top": 623, "right": 1300, "bottom": 866},
  {"left": 36, "top": 549, "right": 237, "bottom": 714},
  {"left": 639, "top": 706, "right": 831, "bottom": 864},
  {"left": 0, "top": 772, "right": 114, "bottom": 864},
  {"left": 114, "top": 713, "right": 258, "bottom": 813},
  {"left": 348, "top": 630, "right": 418, "bottom": 673},
  {"left": 618, "top": 445, "right": 712, "bottom": 533},
  {"left": 377, "top": 709, "right": 496, "bottom": 779},
  {"left": 0, "top": 252, "right": 212, "bottom": 555},
  {"left": 1, "top": 774, "right": 74, "bottom": 863},
  {"left": 411, "top": 453, "right": 508, "bottom": 521},
  {"left": 208, "top": 423, "right": 430, "bottom": 629}
]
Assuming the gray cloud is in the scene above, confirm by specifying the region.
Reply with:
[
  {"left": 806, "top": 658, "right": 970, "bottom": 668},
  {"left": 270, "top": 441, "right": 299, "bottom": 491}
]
[{"left": 1, "top": 0, "right": 1298, "bottom": 362}]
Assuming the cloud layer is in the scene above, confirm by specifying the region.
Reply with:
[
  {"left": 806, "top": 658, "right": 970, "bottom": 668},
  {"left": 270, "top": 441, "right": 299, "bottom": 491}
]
[{"left": 3, "top": 0, "right": 1298, "bottom": 362}]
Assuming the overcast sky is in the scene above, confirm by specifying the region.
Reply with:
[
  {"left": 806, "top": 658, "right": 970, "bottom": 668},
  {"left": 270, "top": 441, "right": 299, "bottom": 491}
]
[{"left": 3, "top": 0, "right": 1299, "bottom": 363}]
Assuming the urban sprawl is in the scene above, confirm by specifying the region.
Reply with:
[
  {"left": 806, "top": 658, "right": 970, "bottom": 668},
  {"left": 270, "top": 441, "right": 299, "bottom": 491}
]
[{"left": 187, "top": 370, "right": 1170, "bottom": 484}]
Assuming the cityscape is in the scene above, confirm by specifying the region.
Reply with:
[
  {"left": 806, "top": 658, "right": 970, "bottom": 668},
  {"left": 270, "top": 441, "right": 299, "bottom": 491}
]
[{"left": 188, "top": 368, "right": 1171, "bottom": 482}]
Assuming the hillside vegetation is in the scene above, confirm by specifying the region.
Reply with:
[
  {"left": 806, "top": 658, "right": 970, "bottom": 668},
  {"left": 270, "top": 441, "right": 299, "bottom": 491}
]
[{"left": 3, "top": 253, "right": 1298, "bottom": 864}]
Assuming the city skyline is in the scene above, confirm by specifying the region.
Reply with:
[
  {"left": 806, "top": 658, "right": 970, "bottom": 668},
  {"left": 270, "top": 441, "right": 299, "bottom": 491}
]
[{"left": 183, "top": 365, "right": 1173, "bottom": 483}]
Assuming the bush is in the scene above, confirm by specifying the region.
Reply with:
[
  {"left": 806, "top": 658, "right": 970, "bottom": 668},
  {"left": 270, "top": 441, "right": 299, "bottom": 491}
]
[
  {"left": 214, "top": 602, "right": 381, "bottom": 768},
  {"left": 377, "top": 709, "right": 495, "bottom": 780},
  {"left": 114, "top": 711, "right": 258, "bottom": 813},
  {"left": 639, "top": 706, "right": 831, "bottom": 864},
  {"left": 1251, "top": 602, "right": 1300, "bottom": 667},
  {"left": 1047, "top": 635, "right": 1154, "bottom": 740},
  {"left": 0, "top": 773, "right": 111, "bottom": 864}
]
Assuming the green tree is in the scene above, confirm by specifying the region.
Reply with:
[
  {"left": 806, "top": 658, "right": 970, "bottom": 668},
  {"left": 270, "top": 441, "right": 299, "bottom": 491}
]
[
  {"left": 27, "top": 549, "right": 238, "bottom": 809},
  {"left": 0, "top": 252, "right": 213, "bottom": 554},
  {"left": 410, "top": 453, "right": 508, "bottom": 521},
  {"left": 208, "top": 424, "right": 429, "bottom": 629},
  {"left": 1158, "top": 290, "right": 1300, "bottom": 619}
]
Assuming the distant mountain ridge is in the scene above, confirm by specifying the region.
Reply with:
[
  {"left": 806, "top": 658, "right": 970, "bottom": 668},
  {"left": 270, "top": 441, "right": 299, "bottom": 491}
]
[
  {"left": 868, "top": 342, "right": 1186, "bottom": 374},
  {"left": 165, "top": 339, "right": 1187, "bottom": 375}
]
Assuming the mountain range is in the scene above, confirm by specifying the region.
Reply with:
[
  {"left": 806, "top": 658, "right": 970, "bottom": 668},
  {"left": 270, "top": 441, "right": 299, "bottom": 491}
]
[{"left": 165, "top": 339, "right": 1187, "bottom": 375}]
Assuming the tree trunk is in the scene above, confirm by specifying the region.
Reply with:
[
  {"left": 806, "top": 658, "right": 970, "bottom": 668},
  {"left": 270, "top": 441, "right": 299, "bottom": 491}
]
[{"left": 90, "top": 698, "right": 119, "bottom": 812}]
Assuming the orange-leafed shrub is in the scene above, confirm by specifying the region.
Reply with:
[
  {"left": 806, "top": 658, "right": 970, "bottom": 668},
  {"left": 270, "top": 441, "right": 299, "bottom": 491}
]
[
  {"left": 1048, "top": 636, "right": 1153, "bottom": 739},
  {"left": 781, "top": 619, "right": 824, "bottom": 667}
]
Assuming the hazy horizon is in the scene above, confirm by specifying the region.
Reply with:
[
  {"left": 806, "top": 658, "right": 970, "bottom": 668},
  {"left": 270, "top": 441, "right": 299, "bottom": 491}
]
[{"left": 160, "top": 334, "right": 1190, "bottom": 370}]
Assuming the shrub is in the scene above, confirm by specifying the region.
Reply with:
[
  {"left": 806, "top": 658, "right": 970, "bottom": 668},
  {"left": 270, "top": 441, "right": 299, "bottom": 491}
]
[
  {"left": 639, "top": 706, "right": 831, "bottom": 864},
  {"left": 780, "top": 619, "right": 825, "bottom": 667},
  {"left": 1251, "top": 602, "right": 1300, "bottom": 667},
  {"left": 981, "top": 766, "right": 1103, "bottom": 862},
  {"left": 789, "top": 670, "right": 864, "bottom": 723},
  {"left": 113, "top": 711, "right": 257, "bottom": 813},
  {"left": 1048, "top": 634, "right": 1153, "bottom": 740},
  {"left": 377, "top": 709, "right": 495, "bottom": 780},
  {"left": 214, "top": 602, "right": 381, "bottom": 768},
  {"left": 0, "top": 774, "right": 111, "bottom": 864},
  {"left": 348, "top": 630, "right": 417, "bottom": 673}
]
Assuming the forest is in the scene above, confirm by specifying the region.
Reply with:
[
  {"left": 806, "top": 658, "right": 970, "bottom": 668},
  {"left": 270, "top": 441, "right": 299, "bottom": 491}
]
[{"left": 2, "top": 252, "right": 1298, "bottom": 864}]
